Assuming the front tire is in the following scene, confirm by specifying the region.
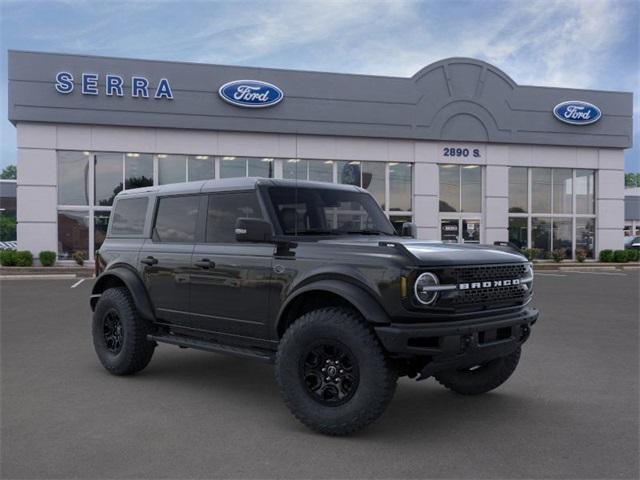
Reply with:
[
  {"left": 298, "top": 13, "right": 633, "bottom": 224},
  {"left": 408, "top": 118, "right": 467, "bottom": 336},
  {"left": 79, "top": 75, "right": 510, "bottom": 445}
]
[
  {"left": 92, "top": 287, "right": 155, "bottom": 375},
  {"left": 275, "top": 307, "right": 397, "bottom": 436},
  {"left": 434, "top": 347, "right": 521, "bottom": 395}
]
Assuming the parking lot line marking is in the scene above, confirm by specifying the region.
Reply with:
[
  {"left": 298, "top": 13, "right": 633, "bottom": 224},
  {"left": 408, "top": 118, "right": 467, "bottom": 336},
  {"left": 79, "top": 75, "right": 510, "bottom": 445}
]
[
  {"left": 70, "top": 278, "right": 86, "bottom": 288},
  {"left": 535, "top": 273, "right": 567, "bottom": 277},
  {"left": 569, "top": 270, "right": 627, "bottom": 276}
]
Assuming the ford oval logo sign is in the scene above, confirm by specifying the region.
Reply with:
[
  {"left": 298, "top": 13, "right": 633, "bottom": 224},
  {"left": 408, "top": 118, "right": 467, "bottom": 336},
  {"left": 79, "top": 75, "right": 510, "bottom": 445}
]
[
  {"left": 553, "top": 100, "right": 601, "bottom": 125},
  {"left": 218, "top": 80, "right": 283, "bottom": 108}
]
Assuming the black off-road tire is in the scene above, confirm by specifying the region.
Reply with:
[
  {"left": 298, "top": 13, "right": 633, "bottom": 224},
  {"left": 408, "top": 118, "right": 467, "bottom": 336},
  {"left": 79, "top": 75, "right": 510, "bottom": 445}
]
[
  {"left": 434, "top": 347, "right": 521, "bottom": 395},
  {"left": 275, "top": 307, "right": 398, "bottom": 436},
  {"left": 92, "top": 287, "right": 155, "bottom": 376}
]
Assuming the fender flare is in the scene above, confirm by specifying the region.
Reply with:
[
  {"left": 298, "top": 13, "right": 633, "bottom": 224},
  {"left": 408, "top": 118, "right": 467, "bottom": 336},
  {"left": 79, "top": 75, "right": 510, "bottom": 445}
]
[
  {"left": 91, "top": 267, "right": 155, "bottom": 321},
  {"left": 277, "top": 279, "right": 391, "bottom": 335}
]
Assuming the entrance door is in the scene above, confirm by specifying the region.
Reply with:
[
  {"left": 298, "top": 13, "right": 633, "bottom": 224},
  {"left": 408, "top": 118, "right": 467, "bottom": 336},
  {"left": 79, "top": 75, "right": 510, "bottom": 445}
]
[
  {"left": 462, "top": 219, "right": 480, "bottom": 243},
  {"left": 440, "top": 217, "right": 482, "bottom": 243},
  {"left": 440, "top": 218, "right": 460, "bottom": 243}
]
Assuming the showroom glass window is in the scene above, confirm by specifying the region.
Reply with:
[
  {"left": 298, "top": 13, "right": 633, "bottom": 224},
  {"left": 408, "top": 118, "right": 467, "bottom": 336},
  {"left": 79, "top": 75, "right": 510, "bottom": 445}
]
[
  {"left": 58, "top": 210, "right": 90, "bottom": 260},
  {"left": 187, "top": 156, "right": 214, "bottom": 181},
  {"left": 508, "top": 167, "right": 528, "bottom": 213},
  {"left": 125, "top": 153, "right": 153, "bottom": 189},
  {"left": 389, "top": 163, "right": 412, "bottom": 212},
  {"left": 283, "top": 159, "right": 308, "bottom": 181},
  {"left": 438, "top": 165, "right": 482, "bottom": 243},
  {"left": 220, "top": 157, "right": 274, "bottom": 179},
  {"left": 56, "top": 152, "right": 413, "bottom": 260},
  {"left": 508, "top": 168, "right": 596, "bottom": 259},
  {"left": 438, "top": 165, "right": 482, "bottom": 213},
  {"left": 283, "top": 159, "right": 335, "bottom": 183},
  {"left": 158, "top": 154, "right": 187, "bottom": 185},
  {"left": 58, "top": 151, "right": 89, "bottom": 206},
  {"left": 94, "top": 153, "right": 123, "bottom": 207}
]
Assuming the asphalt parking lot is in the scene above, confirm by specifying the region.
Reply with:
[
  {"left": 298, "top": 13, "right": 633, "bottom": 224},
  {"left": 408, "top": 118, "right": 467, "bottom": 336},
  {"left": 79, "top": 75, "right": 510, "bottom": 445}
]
[{"left": 1, "top": 270, "right": 639, "bottom": 479}]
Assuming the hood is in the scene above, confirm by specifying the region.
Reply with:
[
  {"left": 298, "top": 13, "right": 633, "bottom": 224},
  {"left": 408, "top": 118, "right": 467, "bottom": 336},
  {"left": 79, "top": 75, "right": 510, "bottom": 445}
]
[{"left": 318, "top": 236, "right": 526, "bottom": 266}]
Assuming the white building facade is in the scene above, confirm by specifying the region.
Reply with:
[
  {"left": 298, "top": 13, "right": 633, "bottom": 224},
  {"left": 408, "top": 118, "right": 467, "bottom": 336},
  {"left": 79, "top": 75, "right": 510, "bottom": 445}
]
[{"left": 8, "top": 51, "right": 633, "bottom": 262}]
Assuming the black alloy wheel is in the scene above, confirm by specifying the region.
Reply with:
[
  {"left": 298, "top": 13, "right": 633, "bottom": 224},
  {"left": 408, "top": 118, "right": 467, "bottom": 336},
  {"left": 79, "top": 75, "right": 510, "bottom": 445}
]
[
  {"left": 300, "top": 341, "right": 359, "bottom": 406},
  {"left": 103, "top": 309, "right": 124, "bottom": 354}
]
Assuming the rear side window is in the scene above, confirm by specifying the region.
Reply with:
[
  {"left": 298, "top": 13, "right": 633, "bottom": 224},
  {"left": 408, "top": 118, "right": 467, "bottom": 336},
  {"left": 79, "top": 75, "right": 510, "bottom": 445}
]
[
  {"left": 110, "top": 197, "right": 148, "bottom": 236},
  {"left": 154, "top": 195, "right": 200, "bottom": 243},
  {"left": 206, "top": 192, "right": 262, "bottom": 243}
]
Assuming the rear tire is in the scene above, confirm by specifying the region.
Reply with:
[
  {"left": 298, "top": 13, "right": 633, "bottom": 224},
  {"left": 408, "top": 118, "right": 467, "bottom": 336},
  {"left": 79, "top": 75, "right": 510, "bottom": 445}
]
[
  {"left": 92, "top": 287, "right": 155, "bottom": 375},
  {"left": 434, "top": 347, "right": 521, "bottom": 395},
  {"left": 275, "top": 307, "right": 397, "bottom": 436}
]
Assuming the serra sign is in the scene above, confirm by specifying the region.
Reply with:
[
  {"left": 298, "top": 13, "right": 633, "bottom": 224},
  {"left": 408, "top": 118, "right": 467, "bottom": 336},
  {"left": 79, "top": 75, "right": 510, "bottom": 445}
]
[{"left": 55, "top": 72, "right": 174, "bottom": 99}]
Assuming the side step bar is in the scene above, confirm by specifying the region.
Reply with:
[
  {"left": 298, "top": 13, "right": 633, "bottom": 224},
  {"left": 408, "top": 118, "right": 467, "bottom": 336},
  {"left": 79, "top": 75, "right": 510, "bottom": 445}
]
[{"left": 147, "top": 334, "right": 275, "bottom": 363}]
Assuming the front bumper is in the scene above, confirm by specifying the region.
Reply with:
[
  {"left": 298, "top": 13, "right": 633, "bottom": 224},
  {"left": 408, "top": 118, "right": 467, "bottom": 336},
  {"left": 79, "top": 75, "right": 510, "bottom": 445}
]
[{"left": 375, "top": 307, "right": 539, "bottom": 378}]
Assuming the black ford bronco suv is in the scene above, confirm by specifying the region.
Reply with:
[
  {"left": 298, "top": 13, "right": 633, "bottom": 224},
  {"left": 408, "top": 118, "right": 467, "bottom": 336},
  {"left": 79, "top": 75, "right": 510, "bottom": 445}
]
[{"left": 91, "top": 177, "right": 538, "bottom": 436}]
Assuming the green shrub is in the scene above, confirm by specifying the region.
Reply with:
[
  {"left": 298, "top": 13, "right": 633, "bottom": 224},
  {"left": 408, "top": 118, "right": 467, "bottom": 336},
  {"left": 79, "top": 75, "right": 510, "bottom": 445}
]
[
  {"left": 0, "top": 214, "right": 17, "bottom": 242},
  {"left": 551, "top": 249, "right": 565, "bottom": 263},
  {"left": 39, "top": 250, "right": 57, "bottom": 267},
  {"left": 599, "top": 249, "right": 614, "bottom": 262},
  {"left": 626, "top": 249, "right": 639, "bottom": 262},
  {"left": 0, "top": 249, "right": 17, "bottom": 266},
  {"left": 575, "top": 249, "right": 588, "bottom": 263},
  {"left": 521, "top": 248, "right": 535, "bottom": 260},
  {"left": 14, "top": 250, "right": 33, "bottom": 267},
  {"left": 72, "top": 250, "right": 87, "bottom": 266},
  {"left": 613, "top": 250, "right": 628, "bottom": 263}
]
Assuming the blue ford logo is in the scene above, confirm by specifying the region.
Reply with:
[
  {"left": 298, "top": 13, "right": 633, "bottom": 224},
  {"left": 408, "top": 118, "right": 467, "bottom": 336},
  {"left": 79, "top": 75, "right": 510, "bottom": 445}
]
[
  {"left": 218, "top": 80, "right": 283, "bottom": 108},
  {"left": 553, "top": 101, "right": 601, "bottom": 125}
]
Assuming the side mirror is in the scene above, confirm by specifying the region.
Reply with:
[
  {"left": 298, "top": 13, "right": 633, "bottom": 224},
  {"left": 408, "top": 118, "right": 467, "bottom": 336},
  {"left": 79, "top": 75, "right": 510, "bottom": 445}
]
[
  {"left": 401, "top": 222, "right": 417, "bottom": 238},
  {"left": 235, "top": 218, "right": 273, "bottom": 243}
]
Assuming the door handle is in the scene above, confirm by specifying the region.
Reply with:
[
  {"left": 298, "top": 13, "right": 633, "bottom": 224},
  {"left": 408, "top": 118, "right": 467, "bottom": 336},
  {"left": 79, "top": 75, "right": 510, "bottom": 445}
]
[
  {"left": 141, "top": 256, "right": 158, "bottom": 266},
  {"left": 194, "top": 259, "right": 215, "bottom": 269}
]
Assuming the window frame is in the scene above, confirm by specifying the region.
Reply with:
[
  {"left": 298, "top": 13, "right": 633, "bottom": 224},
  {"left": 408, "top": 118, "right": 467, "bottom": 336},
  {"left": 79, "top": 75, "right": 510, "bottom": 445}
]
[{"left": 508, "top": 168, "right": 597, "bottom": 259}]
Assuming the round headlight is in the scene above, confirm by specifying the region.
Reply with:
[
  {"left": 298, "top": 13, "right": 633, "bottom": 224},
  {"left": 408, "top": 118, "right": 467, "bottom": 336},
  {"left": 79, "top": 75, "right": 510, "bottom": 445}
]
[{"left": 414, "top": 272, "right": 440, "bottom": 305}]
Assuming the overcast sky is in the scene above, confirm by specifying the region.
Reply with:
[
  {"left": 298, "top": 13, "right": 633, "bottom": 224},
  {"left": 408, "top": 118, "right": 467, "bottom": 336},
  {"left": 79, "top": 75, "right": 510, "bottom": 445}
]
[{"left": 1, "top": 0, "right": 638, "bottom": 171}]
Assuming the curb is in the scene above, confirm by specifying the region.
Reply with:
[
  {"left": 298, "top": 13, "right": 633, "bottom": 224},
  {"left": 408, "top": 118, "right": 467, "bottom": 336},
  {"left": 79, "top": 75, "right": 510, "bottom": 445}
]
[
  {"left": 533, "top": 262, "right": 639, "bottom": 271},
  {"left": 0, "top": 267, "right": 94, "bottom": 277},
  {"left": 0, "top": 274, "right": 80, "bottom": 280}
]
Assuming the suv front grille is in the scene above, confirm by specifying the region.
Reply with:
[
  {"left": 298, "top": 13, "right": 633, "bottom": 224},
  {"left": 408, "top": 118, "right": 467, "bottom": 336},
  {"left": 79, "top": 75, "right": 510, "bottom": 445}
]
[
  {"left": 455, "top": 264, "right": 528, "bottom": 283},
  {"left": 425, "top": 263, "right": 532, "bottom": 311},
  {"left": 452, "top": 283, "right": 526, "bottom": 305}
]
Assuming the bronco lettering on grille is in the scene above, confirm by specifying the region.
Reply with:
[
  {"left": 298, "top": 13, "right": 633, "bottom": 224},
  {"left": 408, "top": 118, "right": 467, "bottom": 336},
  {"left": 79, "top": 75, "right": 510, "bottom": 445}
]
[{"left": 459, "top": 279, "right": 521, "bottom": 290}]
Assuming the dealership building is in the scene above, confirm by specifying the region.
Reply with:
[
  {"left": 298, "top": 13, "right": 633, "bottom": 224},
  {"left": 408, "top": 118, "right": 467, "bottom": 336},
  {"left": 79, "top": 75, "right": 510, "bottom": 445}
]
[{"left": 7, "top": 50, "right": 633, "bottom": 261}]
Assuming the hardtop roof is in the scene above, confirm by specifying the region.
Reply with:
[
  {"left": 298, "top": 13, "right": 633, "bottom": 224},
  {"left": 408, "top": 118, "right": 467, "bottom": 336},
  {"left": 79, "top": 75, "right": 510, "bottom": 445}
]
[{"left": 116, "top": 177, "right": 365, "bottom": 199}]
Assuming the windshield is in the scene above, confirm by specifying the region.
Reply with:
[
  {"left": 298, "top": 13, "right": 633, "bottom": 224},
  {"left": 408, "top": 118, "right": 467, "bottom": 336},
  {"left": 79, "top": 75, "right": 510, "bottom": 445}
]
[{"left": 267, "top": 186, "right": 396, "bottom": 236}]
